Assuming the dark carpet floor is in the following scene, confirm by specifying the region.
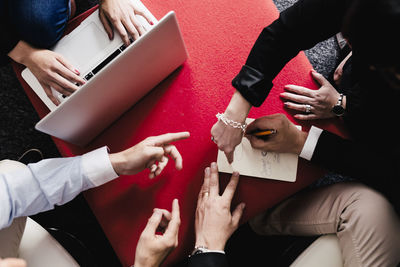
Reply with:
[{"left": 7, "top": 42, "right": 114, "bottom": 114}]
[{"left": 0, "top": 0, "right": 343, "bottom": 266}]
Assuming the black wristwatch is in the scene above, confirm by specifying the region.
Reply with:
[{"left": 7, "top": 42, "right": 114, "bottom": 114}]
[{"left": 332, "top": 93, "right": 345, "bottom": 116}]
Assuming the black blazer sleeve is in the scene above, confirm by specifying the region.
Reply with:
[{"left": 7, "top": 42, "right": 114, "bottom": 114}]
[
  {"left": 188, "top": 253, "right": 229, "bottom": 267},
  {"left": 232, "top": 0, "right": 349, "bottom": 106}
]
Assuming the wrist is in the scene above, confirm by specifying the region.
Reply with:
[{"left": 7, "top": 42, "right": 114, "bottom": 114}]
[
  {"left": 7, "top": 41, "right": 35, "bottom": 65},
  {"left": 194, "top": 239, "right": 225, "bottom": 251},
  {"left": 294, "top": 131, "right": 308, "bottom": 155},
  {"left": 225, "top": 91, "right": 252, "bottom": 122},
  {"left": 109, "top": 152, "right": 127, "bottom": 175}
]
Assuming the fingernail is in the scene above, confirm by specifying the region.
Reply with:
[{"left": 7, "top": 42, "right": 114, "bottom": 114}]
[
  {"left": 233, "top": 171, "right": 239, "bottom": 177},
  {"left": 75, "top": 69, "right": 80, "bottom": 75},
  {"left": 150, "top": 21, "right": 154, "bottom": 25},
  {"left": 205, "top": 167, "right": 210, "bottom": 175},
  {"left": 211, "top": 162, "right": 217, "bottom": 169}
]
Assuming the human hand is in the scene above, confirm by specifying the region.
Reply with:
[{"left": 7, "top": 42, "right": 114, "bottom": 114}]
[
  {"left": 280, "top": 70, "right": 341, "bottom": 120},
  {"left": 194, "top": 162, "right": 245, "bottom": 250},
  {"left": 0, "top": 258, "right": 26, "bottom": 267},
  {"left": 109, "top": 132, "right": 190, "bottom": 178},
  {"left": 245, "top": 113, "right": 307, "bottom": 155},
  {"left": 134, "top": 199, "right": 180, "bottom": 267},
  {"left": 8, "top": 41, "right": 85, "bottom": 106},
  {"left": 99, "top": 0, "right": 154, "bottom": 45},
  {"left": 211, "top": 91, "right": 252, "bottom": 163}
]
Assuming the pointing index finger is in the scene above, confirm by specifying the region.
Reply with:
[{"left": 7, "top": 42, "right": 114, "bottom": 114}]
[{"left": 153, "top": 132, "right": 190, "bottom": 146}]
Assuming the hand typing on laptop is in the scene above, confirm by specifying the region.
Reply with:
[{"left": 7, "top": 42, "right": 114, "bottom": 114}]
[
  {"left": 8, "top": 40, "right": 85, "bottom": 106},
  {"left": 99, "top": 0, "right": 154, "bottom": 45}
]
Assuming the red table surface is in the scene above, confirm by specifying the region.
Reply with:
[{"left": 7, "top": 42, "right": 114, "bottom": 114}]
[{"left": 12, "top": 0, "right": 348, "bottom": 266}]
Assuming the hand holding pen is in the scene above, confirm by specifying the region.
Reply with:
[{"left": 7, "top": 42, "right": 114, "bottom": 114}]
[{"left": 245, "top": 114, "right": 307, "bottom": 155}]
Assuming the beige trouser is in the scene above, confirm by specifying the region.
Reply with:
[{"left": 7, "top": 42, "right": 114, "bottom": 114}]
[{"left": 250, "top": 182, "right": 400, "bottom": 267}]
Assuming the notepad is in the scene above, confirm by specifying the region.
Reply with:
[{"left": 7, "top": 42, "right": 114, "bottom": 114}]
[{"left": 217, "top": 119, "right": 300, "bottom": 182}]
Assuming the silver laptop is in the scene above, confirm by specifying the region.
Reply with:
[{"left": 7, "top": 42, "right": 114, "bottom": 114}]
[{"left": 21, "top": 1, "right": 187, "bottom": 146}]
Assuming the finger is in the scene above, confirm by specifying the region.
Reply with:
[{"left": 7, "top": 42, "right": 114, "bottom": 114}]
[
  {"left": 311, "top": 70, "right": 329, "bottom": 86},
  {"left": 50, "top": 74, "right": 79, "bottom": 94},
  {"left": 165, "top": 199, "right": 180, "bottom": 238},
  {"left": 40, "top": 82, "right": 60, "bottom": 105},
  {"left": 146, "top": 147, "right": 165, "bottom": 165},
  {"left": 130, "top": 14, "right": 146, "bottom": 36},
  {"left": 198, "top": 167, "right": 211, "bottom": 201},
  {"left": 153, "top": 208, "right": 172, "bottom": 230},
  {"left": 134, "top": 9, "right": 154, "bottom": 26},
  {"left": 294, "top": 113, "right": 319, "bottom": 120},
  {"left": 56, "top": 54, "right": 83, "bottom": 79},
  {"left": 279, "top": 92, "right": 313, "bottom": 105},
  {"left": 245, "top": 117, "right": 272, "bottom": 135},
  {"left": 48, "top": 81, "right": 73, "bottom": 98},
  {"left": 152, "top": 132, "right": 190, "bottom": 146},
  {"left": 209, "top": 162, "right": 220, "bottom": 196},
  {"left": 123, "top": 16, "right": 140, "bottom": 40},
  {"left": 115, "top": 21, "right": 130, "bottom": 45},
  {"left": 284, "top": 101, "right": 314, "bottom": 113},
  {"left": 222, "top": 171, "right": 240, "bottom": 202},
  {"left": 142, "top": 209, "right": 163, "bottom": 235},
  {"left": 99, "top": 10, "right": 114, "bottom": 39},
  {"left": 154, "top": 156, "right": 169, "bottom": 176},
  {"left": 245, "top": 135, "right": 269, "bottom": 150},
  {"left": 224, "top": 151, "right": 234, "bottom": 164},
  {"left": 283, "top": 84, "right": 315, "bottom": 97},
  {"left": 55, "top": 60, "right": 86, "bottom": 86},
  {"left": 231, "top": 202, "right": 246, "bottom": 227},
  {"left": 163, "top": 145, "right": 183, "bottom": 170},
  {"left": 149, "top": 163, "right": 157, "bottom": 173}
]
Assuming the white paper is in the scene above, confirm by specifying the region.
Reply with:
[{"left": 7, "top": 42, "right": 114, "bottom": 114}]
[{"left": 217, "top": 119, "right": 300, "bottom": 182}]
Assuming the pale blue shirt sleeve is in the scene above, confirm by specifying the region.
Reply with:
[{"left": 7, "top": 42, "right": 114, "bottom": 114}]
[{"left": 0, "top": 146, "right": 118, "bottom": 230}]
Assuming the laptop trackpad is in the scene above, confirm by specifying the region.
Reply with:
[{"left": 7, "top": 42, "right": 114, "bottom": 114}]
[{"left": 55, "top": 22, "right": 110, "bottom": 71}]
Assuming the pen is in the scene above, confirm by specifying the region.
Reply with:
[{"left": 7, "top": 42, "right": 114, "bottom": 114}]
[{"left": 250, "top": 129, "right": 277, "bottom": 139}]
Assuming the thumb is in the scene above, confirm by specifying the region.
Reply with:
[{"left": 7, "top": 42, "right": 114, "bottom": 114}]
[{"left": 311, "top": 70, "right": 329, "bottom": 86}]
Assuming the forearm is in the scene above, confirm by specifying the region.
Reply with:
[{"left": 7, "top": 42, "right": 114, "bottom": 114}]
[
  {"left": 224, "top": 90, "right": 252, "bottom": 121},
  {"left": 0, "top": 147, "right": 118, "bottom": 229}
]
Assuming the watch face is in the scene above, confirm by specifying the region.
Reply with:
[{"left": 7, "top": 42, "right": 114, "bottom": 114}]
[{"left": 332, "top": 105, "right": 345, "bottom": 116}]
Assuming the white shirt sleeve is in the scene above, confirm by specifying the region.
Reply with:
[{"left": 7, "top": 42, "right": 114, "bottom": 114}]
[
  {"left": 299, "top": 126, "right": 323, "bottom": 161},
  {"left": 81, "top": 146, "right": 119, "bottom": 186},
  {"left": 0, "top": 146, "right": 118, "bottom": 230}
]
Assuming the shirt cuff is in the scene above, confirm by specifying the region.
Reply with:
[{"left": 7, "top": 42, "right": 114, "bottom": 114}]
[
  {"left": 81, "top": 146, "right": 119, "bottom": 187},
  {"left": 299, "top": 126, "right": 323, "bottom": 161}
]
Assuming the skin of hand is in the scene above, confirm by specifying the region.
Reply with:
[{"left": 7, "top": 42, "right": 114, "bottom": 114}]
[
  {"left": 0, "top": 258, "right": 27, "bottom": 267},
  {"left": 194, "top": 162, "right": 246, "bottom": 250},
  {"left": 109, "top": 132, "right": 190, "bottom": 178},
  {"left": 333, "top": 52, "right": 352, "bottom": 86},
  {"left": 134, "top": 199, "right": 180, "bottom": 267},
  {"left": 99, "top": 0, "right": 154, "bottom": 45},
  {"left": 211, "top": 91, "right": 252, "bottom": 163},
  {"left": 280, "top": 70, "right": 344, "bottom": 120},
  {"left": 245, "top": 113, "right": 308, "bottom": 155},
  {"left": 8, "top": 41, "right": 85, "bottom": 106}
]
